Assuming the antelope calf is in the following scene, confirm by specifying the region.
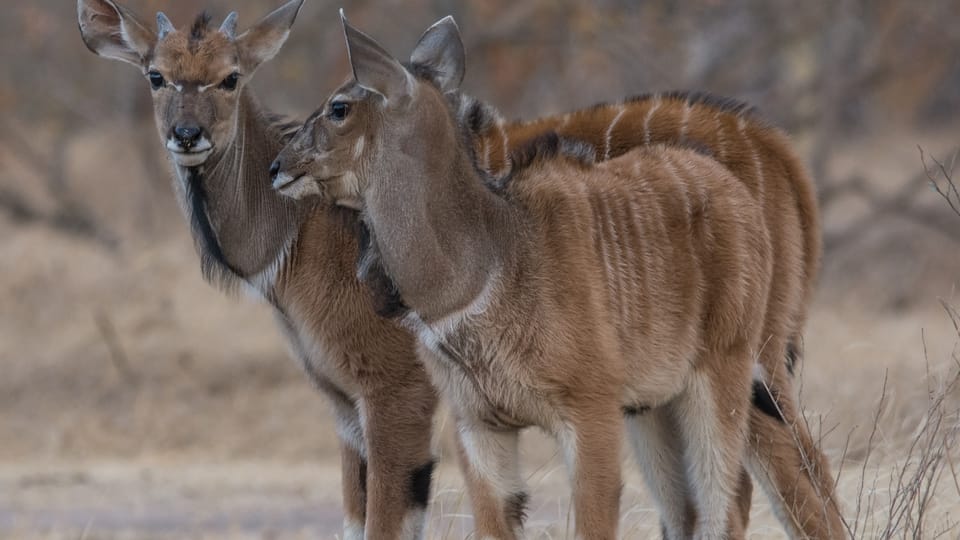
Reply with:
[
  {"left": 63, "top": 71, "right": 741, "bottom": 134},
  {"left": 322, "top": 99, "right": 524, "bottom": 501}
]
[
  {"left": 272, "top": 14, "right": 778, "bottom": 539},
  {"left": 466, "top": 83, "right": 843, "bottom": 538},
  {"left": 78, "top": 1, "right": 442, "bottom": 538}
]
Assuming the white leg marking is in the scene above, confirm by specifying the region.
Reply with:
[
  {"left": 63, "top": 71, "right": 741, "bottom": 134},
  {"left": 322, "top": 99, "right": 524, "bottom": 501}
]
[
  {"left": 342, "top": 519, "right": 364, "bottom": 540},
  {"left": 399, "top": 508, "right": 426, "bottom": 540}
]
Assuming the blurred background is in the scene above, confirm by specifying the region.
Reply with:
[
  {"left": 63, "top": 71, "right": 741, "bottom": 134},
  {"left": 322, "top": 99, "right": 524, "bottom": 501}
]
[{"left": 1, "top": 0, "right": 958, "bottom": 538}]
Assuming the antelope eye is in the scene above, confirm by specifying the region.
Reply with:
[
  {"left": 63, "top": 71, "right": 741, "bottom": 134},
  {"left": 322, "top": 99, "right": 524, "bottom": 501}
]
[
  {"left": 329, "top": 101, "right": 350, "bottom": 121},
  {"left": 147, "top": 70, "right": 165, "bottom": 90},
  {"left": 220, "top": 72, "right": 239, "bottom": 91}
]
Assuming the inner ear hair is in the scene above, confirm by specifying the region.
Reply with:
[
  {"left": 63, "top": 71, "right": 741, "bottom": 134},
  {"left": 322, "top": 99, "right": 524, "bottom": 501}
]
[
  {"left": 236, "top": 0, "right": 304, "bottom": 73},
  {"left": 409, "top": 15, "right": 465, "bottom": 94},
  {"left": 341, "top": 11, "right": 412, "bottom": 100},
  {"left": 78, "top": 0, "right": 156, "bottom": 67}
]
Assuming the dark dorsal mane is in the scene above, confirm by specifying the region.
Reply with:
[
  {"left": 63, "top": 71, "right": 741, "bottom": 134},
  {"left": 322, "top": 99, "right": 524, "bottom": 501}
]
[
  {"left": 406, "top": 63, "right": 595, "bottom": 193},
  {"left": 507, "top": 132, "right": 595, "bottom": 175}
]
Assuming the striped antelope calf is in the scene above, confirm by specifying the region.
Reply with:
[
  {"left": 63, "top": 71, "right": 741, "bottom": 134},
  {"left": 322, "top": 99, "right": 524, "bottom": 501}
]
[
  {"left": 78, "top": 1, "right": 442, "bottom": 538},
  {"left": 271, "top": 14, "right": 778, "bottom": 539},
  {"left": 466, "top": 87, "right": 843, "bottom": 537}
]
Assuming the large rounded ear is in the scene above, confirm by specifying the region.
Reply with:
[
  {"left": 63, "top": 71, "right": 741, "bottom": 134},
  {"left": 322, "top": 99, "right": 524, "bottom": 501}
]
[
  {"left": 340, "top": 10, "right": 412, "bottom": 100},
  {"left": 77, "top": 0, "right": 156, "bottom": 67},
  {"left": 409, "top": 16, "right": 465, "bottom": 94},
  {"left": 236, "top": 0, "right": 304, "bottom": 74}
]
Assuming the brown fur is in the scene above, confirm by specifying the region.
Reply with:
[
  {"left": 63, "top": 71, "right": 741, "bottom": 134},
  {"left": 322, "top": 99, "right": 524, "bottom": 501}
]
[
  {"left": 78, "top": 2, "right": 443, "bottom": 538},
  {"left": 272, "top": 16, "right": 782, "bottom": 539},
  {"left": 463, "top": 92, "right": 843, "bottom": 538}
]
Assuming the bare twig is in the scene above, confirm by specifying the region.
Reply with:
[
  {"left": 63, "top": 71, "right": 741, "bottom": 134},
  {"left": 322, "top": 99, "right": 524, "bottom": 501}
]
[
  {"left": 920, "top": 146, "right": 960, "bottom": 218},
  {"left": 93, "top": 310, "right": 138, "bottom": 386}
]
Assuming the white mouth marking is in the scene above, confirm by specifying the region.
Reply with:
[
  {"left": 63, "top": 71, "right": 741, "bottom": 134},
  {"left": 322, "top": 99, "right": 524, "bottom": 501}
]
[
  {"left": 273, "top": 173, "right": 321, "bottom": 200},
  {"left": 166, "top": 137, "right": 214, "bottom": 167}
]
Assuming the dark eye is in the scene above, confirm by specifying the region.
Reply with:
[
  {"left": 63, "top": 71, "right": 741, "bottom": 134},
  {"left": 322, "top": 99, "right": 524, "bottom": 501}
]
[
  {"left": 220, "top": 72, "right": 239, "bottom": 91},
  {"left": 148, "top": 70, "right": 165, "bottom": 90},
  {"left": 329, "top": 101, "right": 350, "bottom": 121}
]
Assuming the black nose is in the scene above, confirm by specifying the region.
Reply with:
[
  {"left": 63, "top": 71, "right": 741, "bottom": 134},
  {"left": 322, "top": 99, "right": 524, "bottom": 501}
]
[
  {"left": 173, "top": 125, "right": 203, "bottom": 149},
  {"left": 269, "top": 159, "right": 281, "bottom": 181}
]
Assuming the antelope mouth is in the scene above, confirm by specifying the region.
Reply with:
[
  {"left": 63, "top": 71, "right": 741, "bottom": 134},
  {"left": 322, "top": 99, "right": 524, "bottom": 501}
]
[
  {"left": 169, "top": 148, "right": 214, "bottom": 167},
  {"left": 166, "top": 139, "right": 215, "bottom": 167},
  {"left": 272, "top": 172, "right": 321, "bottom": 200}
]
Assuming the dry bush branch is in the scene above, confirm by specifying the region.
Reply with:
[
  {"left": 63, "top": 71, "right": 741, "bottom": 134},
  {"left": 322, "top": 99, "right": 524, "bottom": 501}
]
[
  {"left": 920, "top": 146, "right": 960, "bottom": 218},
  {"left": 843, "top": 302, "right": 960, "bottom": 539},
  {"left": 822, "top": 167, "right": 960, "bottom": 253}
]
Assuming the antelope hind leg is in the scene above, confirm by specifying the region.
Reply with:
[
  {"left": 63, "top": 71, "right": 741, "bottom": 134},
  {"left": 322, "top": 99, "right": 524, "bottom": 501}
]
[
  {"left": 626, "top": 406, "right": 695, "bottom": 539},
  {"left": 456, "top": 422, "right": 527, "bottom": 540},
  {"left": 674, "top": 353, "right": 753, "bottom": 540},
  {"left": 747, "top": 353, "right": 846, "bottom": 540}
]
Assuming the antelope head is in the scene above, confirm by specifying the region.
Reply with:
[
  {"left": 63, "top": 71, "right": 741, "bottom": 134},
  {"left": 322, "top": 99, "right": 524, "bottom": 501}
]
[
  {"left": 78, "top": 0, "right": 304, "bottom": 168},
  {"left": 269, "top": 11, "right": 466, "bottom": 207}
]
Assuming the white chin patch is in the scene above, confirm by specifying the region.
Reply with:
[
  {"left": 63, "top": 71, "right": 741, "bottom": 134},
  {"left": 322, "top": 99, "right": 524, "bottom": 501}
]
[
  {"left": 167, "top": 137, "right": 214, "bottom": 167},
  {"left": 273, "top": 173, "right": 321, "bottom": 200},
  {"left": 170, "top": 149, "right": 213, "bottom": 167}
]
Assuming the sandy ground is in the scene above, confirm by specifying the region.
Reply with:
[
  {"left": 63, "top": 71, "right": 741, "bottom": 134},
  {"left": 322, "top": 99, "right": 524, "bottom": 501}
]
[{"left": 1, "top": 128, "right": 959, "bottom": 538}]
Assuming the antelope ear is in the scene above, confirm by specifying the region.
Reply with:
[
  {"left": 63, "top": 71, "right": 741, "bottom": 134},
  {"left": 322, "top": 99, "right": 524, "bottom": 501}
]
[
  {"left": 410, "top": 16, "right": 464, "bottom": 93},
  {"left": 77, "top": 0, "right": 156, "bottom": 67},
  {"left": 341, "top": 10, "right": 412, "bottom": 100},
  {"left": 236, "top": 0, "right": 304, "bottom": 73}
]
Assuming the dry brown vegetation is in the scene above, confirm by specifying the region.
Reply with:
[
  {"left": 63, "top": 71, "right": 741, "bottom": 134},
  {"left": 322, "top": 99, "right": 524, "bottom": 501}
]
[{"left": 1, "top": 0, "right": 959, "bottom": 538}]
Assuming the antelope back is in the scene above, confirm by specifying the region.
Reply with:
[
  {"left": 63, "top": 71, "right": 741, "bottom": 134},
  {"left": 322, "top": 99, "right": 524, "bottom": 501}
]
[{"left": 469, "top": 91, "right": 821, "bottom": 361}]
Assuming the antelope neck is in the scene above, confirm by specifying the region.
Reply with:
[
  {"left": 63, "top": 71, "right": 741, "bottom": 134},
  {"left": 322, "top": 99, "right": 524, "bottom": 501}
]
[
  {"left": 173, "top": 89, "right": 308, "bottom": 291},
  {"left": 365, "top": 135, "right": 520, "bottom": 323}
]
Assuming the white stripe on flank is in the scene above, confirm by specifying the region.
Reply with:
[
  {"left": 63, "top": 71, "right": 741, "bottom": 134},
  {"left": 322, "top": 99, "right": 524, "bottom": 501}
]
[
  {"left": 679, "top": 102, "right": 692, "bottom": 141},
  {"left": 604, "top": 105, "right": 627, "bottom": 160},
  {"left": 599, "top": 194, "right": 626, "bottom": 322},
  {"left": 643, "top": 98, "right": 662, "bottom": 146},
  {"left": 615, "top": 196, "right": 636, "bottom": 324},
  {"left": 714, "top": 111, "right": 727, "bottom": 161}
]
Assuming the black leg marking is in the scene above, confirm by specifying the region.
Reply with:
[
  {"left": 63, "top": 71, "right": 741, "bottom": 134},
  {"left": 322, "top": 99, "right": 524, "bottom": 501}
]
[
  {"left": 622, "top": 404, "right": 651, "bottom": 417},
  {"left": 752, "top": 380, "right": 785, "bottom": 423},
  {"left": 504, "top": 491, "right": 529, "bottom": 528},
  {"left": 408, "top": 460, "right": 435, "bottom": 508}
]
